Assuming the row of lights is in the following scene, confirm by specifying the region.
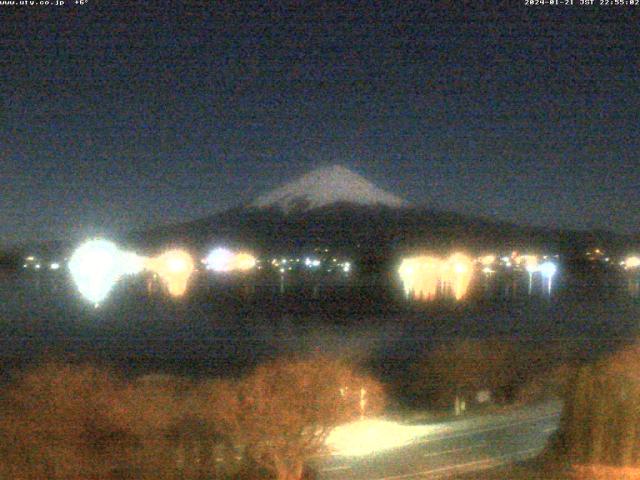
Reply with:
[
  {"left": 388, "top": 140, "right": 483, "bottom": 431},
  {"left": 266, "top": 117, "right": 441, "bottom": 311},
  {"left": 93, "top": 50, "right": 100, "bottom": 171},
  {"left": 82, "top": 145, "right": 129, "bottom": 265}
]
[
  {"left": 67, "top": 240, "right": 258, "bottom": 306},
  {"left": 270, "top": 256, "right": 351, "bottom": 274},
  {"left": 477, "top": 252, "right": 559, "bottom": 269},
  {"left": 22, "top": 256, "right": 60, "bottom": 271},
  {"left": 399, "top": 252, "right": 561, "bottom": 302},
  {"left": 68, "top": 240, "right": 194, "bottom": 305},
  {"left": 36, "top": 239, "right": 640, "bottom": 307},
  {"left": 587, "top": 249, "right": 640, "bottom": 270},
  {"left": 398, "top": 253, "right": 475, "bottom": 301}
]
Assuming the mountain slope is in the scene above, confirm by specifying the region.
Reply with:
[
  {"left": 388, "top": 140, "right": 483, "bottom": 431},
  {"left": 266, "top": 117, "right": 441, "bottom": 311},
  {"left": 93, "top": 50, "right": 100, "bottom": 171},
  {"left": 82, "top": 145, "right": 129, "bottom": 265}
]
[
  {"left": 121, "top": 166, "right": 640, "bottom": 266},
  {"left": 251, "top": 165, "right": 407, "bottom": 212}
]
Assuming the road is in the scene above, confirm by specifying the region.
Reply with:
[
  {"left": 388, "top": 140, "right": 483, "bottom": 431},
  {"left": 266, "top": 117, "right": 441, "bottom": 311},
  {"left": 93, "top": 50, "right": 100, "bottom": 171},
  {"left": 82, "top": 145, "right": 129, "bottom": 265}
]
[{"left": 317, "top": 399, "right": 562, "bottom": 479}]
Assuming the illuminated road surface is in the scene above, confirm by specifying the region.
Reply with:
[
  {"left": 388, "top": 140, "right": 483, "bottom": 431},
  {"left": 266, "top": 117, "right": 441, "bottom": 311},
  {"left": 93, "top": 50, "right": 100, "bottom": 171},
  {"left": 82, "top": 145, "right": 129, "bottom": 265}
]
[{"left": 317, "top": 399, "right": 561, "bottom": 479}]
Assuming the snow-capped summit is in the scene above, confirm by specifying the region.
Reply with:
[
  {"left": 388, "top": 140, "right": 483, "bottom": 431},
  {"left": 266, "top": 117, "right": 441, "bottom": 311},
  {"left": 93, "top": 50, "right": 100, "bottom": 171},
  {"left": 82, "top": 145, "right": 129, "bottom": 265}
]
[{"left": 251, "top": 165, "right": 408, "bottom": 212}]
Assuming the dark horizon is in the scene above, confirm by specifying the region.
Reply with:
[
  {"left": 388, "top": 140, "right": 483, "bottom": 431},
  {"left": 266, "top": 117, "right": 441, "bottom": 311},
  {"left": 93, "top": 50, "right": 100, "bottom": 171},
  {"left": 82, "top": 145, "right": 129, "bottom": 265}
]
[{"left": 2, "top": 3, "right": 640, "bottom": 246}]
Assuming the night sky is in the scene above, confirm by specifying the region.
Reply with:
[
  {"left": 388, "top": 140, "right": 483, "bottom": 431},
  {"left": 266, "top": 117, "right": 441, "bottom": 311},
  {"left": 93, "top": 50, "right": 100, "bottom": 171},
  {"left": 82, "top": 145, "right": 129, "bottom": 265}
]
[{"left": 2, "top": 2, "right": 639, "bottom": 247}]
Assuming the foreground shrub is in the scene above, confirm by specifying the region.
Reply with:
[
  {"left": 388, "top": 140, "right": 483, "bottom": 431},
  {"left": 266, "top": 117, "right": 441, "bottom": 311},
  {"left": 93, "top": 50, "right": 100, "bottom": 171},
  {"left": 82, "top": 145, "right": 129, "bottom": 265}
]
[
  {"left": 559, "top": 343, "right": 640, "bottom": 469},
  {"left": 410, "top": 337, "right": 577, "bottom": 410},
  {"left": 0, "top": 364, "right": 249, "bottom": 479},
  {"left": 0, "top": 356, "right": 385, "bottom": 480},
  {"left": 0, "top": 361, "right": 133, "bottom": 480},
  {"left": 571, "top": 464, "right": 640, "bottom": 480}
]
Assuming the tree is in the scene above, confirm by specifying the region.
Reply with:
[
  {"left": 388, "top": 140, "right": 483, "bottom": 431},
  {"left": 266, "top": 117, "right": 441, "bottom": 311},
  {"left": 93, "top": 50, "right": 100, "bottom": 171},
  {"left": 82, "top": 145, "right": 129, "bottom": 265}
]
[{"left": 219, "top": 355, "right": 385, "bottom": 480}]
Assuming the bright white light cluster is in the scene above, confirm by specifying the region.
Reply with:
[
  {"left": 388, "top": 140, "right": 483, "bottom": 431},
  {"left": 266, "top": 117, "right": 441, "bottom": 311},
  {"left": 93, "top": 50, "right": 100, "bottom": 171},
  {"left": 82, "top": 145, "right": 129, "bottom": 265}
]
[
  {"left": 304, "top": 257, "right": 321, "bottom": 267},
  {"left": 521, "top": 258, "right": 557, "bottom": 278},
  {"left": 539, "top": 261, "right": 557, "bottom": 278},
  {"left": 204, "top": 248, "right": 234, "bottom": 272},
  {"left": 68, "top": 239, "right": 144, "bottom": 305},
  {"left": 68, "top": 239, "right": 196, "bottom": 305},
  {"left": 203, "top": 248, "right": 256, "bottom": 272},
  {"left": 523, "top": 260, "right": 557, "bottom": 294}
]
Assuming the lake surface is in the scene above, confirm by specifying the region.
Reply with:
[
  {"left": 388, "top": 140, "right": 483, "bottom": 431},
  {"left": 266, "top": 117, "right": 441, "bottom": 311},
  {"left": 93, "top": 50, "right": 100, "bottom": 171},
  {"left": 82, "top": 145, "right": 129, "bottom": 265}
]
[{"left": 1, "top": 267, "right": 639, "bottom": 381}]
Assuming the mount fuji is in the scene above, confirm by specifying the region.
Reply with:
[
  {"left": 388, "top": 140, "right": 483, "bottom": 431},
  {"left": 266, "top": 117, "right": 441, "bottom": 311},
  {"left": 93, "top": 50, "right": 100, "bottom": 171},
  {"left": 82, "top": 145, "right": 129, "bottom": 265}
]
[
  {"left": 5, "top": 166, "right": 637, "bottom": 271},
  {"left": 251, "top": 165, "right": 407, "bottom": 212},
  {"left": 124, "top": 165, "right": 638, "bottom": 269}
]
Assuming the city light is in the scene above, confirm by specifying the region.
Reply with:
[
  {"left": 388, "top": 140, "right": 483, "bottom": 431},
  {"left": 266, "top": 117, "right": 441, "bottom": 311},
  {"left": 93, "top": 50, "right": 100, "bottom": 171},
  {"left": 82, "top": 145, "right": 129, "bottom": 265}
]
[
  {"left": 624, "top": 256, "right": 640, "bottom": 270},
  {"left": 119, "top": 251, "right": 146, "bottom": 275},
  {"left": 444, "top": 252, "right": 474, "bottom": 300},
  {"left": 526, "top": 263, "right": 540, "bottom": 273},
  {"left": 478, "top": 255, "right": 496, "bottom": 266},
  {"left": 398, "top": 252, "right": 474, "bottom": 301},
  {"left": 522, "top": 255, "right": 539, "bottom": 270},
  {"left": 50, "top": 262, "right": 60, "bottom": 270},
  {"left": 526, "top": 262, "right": 540, "bottom": 294},
  {"left": 68, "top": 239, "right": 143, "bottom": 305},
  {"left": 539, "top": 261, "right": 558, "bottom": 294},
  {"left": 145, "top": 249, "right": 195, "bottom": 297},
  {"left": 539, "top": 261, "right": 557, "bottom": 278},
  {"left": 305, "top": 257, "right": 321, "bottom": 267},
  {"left": 204, "top": 247, "right": 235, "bottom": 272},
  {"left": 203, "top": 248, "right": 256, "bottom": 272},
  {"left": 500, "top": 256, "right": 512, "bottom": 268},
  {"left": 233, "top": 252, "right": 257, "bottom": 271},
  {"left": 398, "top": 256, "right": 441, "bottom": 300}
]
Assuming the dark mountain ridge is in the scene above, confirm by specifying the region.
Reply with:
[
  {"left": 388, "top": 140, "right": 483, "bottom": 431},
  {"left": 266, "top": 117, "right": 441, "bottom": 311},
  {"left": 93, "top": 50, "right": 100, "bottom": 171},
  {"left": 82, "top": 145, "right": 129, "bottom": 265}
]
[
  {"left": 127, "top": 202, "right": 638, "bottom": 261},
  {"left": 3, "top": 165, "right": 638, "bottom": 270}
]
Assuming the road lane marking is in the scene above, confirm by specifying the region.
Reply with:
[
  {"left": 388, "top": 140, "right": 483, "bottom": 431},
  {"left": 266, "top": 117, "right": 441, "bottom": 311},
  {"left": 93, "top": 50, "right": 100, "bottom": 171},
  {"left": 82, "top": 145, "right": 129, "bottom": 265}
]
[{"left": 423, "top": 442, "right": 486, "bottom": 458}]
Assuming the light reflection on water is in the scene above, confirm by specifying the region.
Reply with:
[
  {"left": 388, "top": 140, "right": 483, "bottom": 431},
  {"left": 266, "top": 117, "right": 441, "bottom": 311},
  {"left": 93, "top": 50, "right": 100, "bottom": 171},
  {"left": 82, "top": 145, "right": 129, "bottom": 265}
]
[
  {"left": 398, "top": 254, "right": 474, "bottom": 301},
  {"left": 628, "top": 277, "right": 640, "bottom": 298},
  {"left": 0, "top": 267, "right": 639, "bottom": 378},
  {"left": 2, "top": 265, "right": 638, "bottom": 313},
  {"left": 479, "top": 269, "right": 558, "bottom": 300}
]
